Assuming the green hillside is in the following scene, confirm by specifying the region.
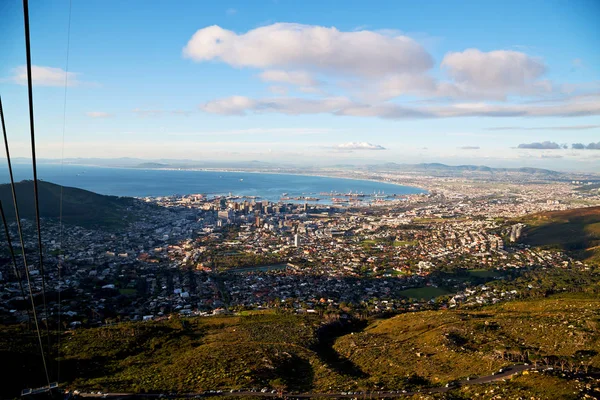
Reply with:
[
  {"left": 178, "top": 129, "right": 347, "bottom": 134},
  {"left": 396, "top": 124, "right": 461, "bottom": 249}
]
[
  {"left": 2, "top": 294, "right": 599, "bottom": 398},
  {"left": 334, "top": 294, "right": 600, "bottom": 390},
  {"left": 518, "top": 206, "right": 600, "bottom": 264},
  {"left": 0, "top": 180, "right": 137, "bottom": 229}
]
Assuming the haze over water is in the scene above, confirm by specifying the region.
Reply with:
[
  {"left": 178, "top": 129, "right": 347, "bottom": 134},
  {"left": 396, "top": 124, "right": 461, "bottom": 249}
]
[{"left": 0, "top": 164, "right": 425, "bottom": 202}]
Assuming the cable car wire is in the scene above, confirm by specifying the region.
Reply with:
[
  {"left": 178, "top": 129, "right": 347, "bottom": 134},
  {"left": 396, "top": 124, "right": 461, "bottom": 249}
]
[
  {"left": 22, "top": 0, "right": 51, "bottom": 346},
  {"left": 0, "top": 95, "right": 50, "bottom": 387},
  {"left": 57, "top": 0, "right": 73, "bottom": 384},
  {"left": 0, "top": 199, "right": 32, "bottom": 328}
]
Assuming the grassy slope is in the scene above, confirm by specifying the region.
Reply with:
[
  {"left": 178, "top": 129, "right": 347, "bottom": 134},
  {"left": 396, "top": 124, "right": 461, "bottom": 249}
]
[
  {"left": 334, "top": 294, "right": 600, "bottom": 388},
  {"left": 452, "top": 374, "right": 583, "bottom": 400},
  {"left": 2, "top": 295, "right": 599, "bottom": 397},
  {"left": 0, "top": 180, "right": 136, "bottom": 229},
  {"left": 519, "top": 206, "right": 600, "bottom": 264},
  {"left": 59, "top": 314, "right": 348, "bottom": 393}
]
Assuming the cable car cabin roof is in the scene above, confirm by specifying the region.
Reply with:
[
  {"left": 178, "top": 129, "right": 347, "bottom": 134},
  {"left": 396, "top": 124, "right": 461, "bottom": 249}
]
[{"left": 21, "top": 383, "right": 60, "bottom": 398}]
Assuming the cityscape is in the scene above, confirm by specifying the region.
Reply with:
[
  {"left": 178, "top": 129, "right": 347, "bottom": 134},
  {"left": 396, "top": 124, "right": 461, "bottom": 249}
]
[
  {"left": 1, "top": 0, "right": 600, "bottom": 399},
  {"left": 2, "top": 167, "right": 598, "bottom": 325},
  {"left": 1, "top": 164, "right": 600, "bottom": 398}
]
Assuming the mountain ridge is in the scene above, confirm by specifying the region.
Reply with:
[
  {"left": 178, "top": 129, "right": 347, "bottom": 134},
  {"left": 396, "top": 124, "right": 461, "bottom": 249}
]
[{"left": 0, "top": 180, "right": 136, "bottom": 229}]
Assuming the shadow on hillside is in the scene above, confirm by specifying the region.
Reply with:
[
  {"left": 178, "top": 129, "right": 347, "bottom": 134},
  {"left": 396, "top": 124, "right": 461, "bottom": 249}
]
[
  {"left": 312, "top": 319, "right": 369, "bottom": 378},
  {"left": 60, "top": 356, "right": 118, "bottom": 382},
  {"left": 524, "top": 214, "right": 600, "bottom": 262},
  {"left": 0, "top": 180, "right": 136, "bottom": 230},
  {"left": 273, "top": 353, "right": 314, "bottom": 392},
  {"left": 0, "top": 351, "right": 51, "bottom": 399}
]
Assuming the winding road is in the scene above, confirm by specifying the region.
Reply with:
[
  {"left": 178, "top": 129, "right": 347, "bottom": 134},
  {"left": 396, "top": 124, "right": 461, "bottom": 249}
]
[{"left": 77, "top": 364, "right": 534, "bottom": 399}]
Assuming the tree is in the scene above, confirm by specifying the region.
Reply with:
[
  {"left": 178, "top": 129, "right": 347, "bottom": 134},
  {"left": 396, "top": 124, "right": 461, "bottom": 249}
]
[
  {"left": 558, "top": 356, "right": 568, "bottom": 371},
  {"left": 573, "top": 350, "right": 597, "bottom": 374},
  {"left": 529, "top": 353, "right": 542, "bottom": 368},
  {"left": 269, "top": 378, "right": 287, "bottom": 396}
]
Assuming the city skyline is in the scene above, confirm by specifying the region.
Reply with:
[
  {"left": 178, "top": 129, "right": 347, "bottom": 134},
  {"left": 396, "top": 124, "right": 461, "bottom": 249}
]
[{"left": 1, "top": 0, "right": 599, "bottom": 171}]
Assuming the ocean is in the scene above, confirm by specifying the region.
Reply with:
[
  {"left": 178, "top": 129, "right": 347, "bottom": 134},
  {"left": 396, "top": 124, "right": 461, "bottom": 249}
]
[{"left": 0, "top": 163, "right": 425, "bottom": 202}]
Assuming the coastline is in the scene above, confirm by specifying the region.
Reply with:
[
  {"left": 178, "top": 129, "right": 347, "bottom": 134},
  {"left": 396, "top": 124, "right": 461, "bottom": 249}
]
[
  {"left": 50, "top": 163, "right": 429, "bottom": 194},
  {"left": 175, "top": 168, "right": 429, "bottom": 193}
]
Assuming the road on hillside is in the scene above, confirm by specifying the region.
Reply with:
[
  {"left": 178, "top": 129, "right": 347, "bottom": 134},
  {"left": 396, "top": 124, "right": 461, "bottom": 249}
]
[{"left": 77, "top": 364, "right": 535, "bottom": 399}]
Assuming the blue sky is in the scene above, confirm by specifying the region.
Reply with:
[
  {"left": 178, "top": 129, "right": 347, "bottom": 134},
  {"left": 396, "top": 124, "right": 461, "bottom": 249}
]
[{"left": 1, "top": 0, "right": 599, "bottom": 171}]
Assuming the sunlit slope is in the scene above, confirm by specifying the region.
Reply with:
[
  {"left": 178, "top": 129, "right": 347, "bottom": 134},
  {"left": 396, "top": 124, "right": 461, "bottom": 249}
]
[
  {"left": 58, "top": 314, "right": 348, "bottom": 393},
  {"left": 334, "top": 294, "right": 600, "bottom": 388},
  {"left": 455, "top": 373, "right": 585, "bottom": 400},
  {"left": 2, "top": 295, "right": 599, "bottom": 397},
  {"left": 518, "top": 206, "right": 600, "bottom": 264}
]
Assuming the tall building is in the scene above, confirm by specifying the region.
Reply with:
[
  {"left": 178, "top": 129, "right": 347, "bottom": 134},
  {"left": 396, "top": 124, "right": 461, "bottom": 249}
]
[
  {"left": 294, "top": 234, "right": 301, "bottom": 247},
  {"left": 218, "top": 209, "right": 233, "bottom": 220}
]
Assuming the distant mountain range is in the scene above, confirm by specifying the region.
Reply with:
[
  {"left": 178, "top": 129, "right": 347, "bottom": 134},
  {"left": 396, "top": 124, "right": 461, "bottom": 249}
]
[
  {"left": 11, "top": 157, "right": 597, "bottom": 179},
  {"left": 0, "top": 180, "right": 136, "bottom": 229},
  {"left": 365, "top": 162, "right": 562, "bottom": 176},
  {"left": 87, "top": 158, "right": 564, "bottom": 176}
]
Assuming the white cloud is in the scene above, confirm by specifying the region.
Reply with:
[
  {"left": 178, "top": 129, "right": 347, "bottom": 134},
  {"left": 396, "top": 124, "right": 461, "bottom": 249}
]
[
  {"left": 183, "top": 23, "right": 433, "bottom": 77},
  {"left": 487, "top": 124, "right": 600, "bottom": 131},
  {"left": 370, "top": 73, "right": 437, "bottom": 100},
  {"left": 200, "top": 96, "right": 257, "bottom": 115},
  {"left": 86, "top": 111, "right": 111, "bottom": 118},
  {"left": 184, "top": 24, "right": 599, "bottom": 121},
  {"left": 259, "top": 70, "right": 318, "bottom": 87},
  {"left": 345, "top": 97, "right": 600, "bottom": 119},
  {"left": 200, "top": 94, "right": 600, "bottom": 119},
  {"left": 200, "top": 95, "right": 353, "bottom": 115},
  {"left": 268, "top": 86, "right": 289, "bottom": 95},
  {"left": 441, "top": 49, "right": 549, "bottom": 98},
  {"left": 283, "top": 47, "right": 559, "bottom": 102},
  {"left": 334, "top": 142, "right": 386, "bottom": 150},
  {"left": 298, "top": 86, "right": 324, "bottom": 94},
  {"left": 11, "top": 65, "right": 82, "bottom": 87},
  {"left": 226, "top": 8, "right": 237, "bottom": 15},
  {"left": 168, "top": 127, "right": 336, "bottom": 136},
  {"left": 366, "top": 49, "right": 556, "bottom": 101}
]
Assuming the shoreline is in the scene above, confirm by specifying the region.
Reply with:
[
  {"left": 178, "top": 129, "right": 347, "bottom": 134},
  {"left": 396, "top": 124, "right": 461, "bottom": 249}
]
[
  {"left": 173, "top": 167, "right": 429, "bottom": 193},
  {"left": 32, "top": 162, "right": 429, "bottom": 196}
]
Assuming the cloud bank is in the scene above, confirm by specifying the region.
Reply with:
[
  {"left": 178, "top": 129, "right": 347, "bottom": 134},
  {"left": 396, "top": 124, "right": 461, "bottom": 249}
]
[
  {"left": 199, "top": 95, "right": 600, "bottom": 119},
  {"left": 518, "top": 141, "right": 562, "bottom": 149},
  {"left": 183, "top": 23, "right": 599, "bottom": 121},
  {"left": 11, "top": 65, "right": 82, "bottom": 87},
  {"left": 334, "top": 142, "right": 386, "bottom": 150},
  {"left": 582, "top": 142, "right": 600, "bottom": 150},
  {"left": 86, "top": 111, "right": 111, "bottom": 118},
  {"left": 441, "top": 49, "right": 549, "bottom": 98},
  {"left": 183, "top": 23, "right": 433, "bottom": 77},
  {"left": 488, "top": 124, "right": 600, "bottom": 131}
]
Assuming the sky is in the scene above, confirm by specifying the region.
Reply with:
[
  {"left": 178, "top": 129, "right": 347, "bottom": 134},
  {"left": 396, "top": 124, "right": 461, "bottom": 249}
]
[{"left": 1, "top": 0, "right": 599, "bottom": 171}]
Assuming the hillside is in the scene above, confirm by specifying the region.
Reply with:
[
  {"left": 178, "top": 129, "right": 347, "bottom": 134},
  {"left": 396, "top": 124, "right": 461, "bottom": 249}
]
[
  {"left": 518, "top": 206, "right": 600, "bottom": 264},
  {"left": 334, "top": 294, "right": 600, "bottom": 392},
  {"left": 1, "top": 295, "right": 599, "bottom": 398},
  {"left": 0, "top": 180, "right": 137, "bottom": 229}
]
